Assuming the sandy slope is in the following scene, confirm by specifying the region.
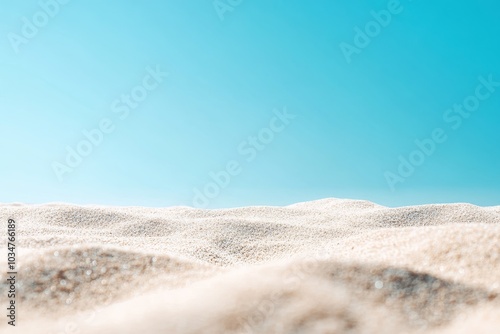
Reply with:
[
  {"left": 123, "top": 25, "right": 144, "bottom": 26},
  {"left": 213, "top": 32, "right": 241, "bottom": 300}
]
[{"left": 0, "top": 198, "right": 499, "bottom": 333}]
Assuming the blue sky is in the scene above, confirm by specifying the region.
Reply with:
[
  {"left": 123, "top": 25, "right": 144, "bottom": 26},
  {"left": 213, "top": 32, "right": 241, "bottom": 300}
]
[{"left": 1, "top": 0, "right": 499, "bottom": 208}]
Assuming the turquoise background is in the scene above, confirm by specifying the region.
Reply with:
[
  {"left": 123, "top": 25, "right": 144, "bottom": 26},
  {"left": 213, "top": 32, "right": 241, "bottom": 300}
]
[{"left": 1, "top": 0, "right": 499, "bottom": 208}]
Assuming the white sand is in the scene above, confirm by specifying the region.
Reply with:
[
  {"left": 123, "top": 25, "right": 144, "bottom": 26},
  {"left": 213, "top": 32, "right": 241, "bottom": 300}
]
[{"left": 0, "top": 198, "right": 499, "bottom": 333}]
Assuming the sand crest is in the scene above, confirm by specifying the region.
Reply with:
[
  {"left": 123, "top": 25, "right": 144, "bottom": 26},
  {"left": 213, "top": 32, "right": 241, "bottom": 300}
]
[{"left": 1, "top": 198, "right": 499, "bottom": 333}]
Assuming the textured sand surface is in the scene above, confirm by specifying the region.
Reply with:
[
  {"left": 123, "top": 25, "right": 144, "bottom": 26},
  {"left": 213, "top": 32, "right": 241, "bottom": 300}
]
[{"left": 0, "top": 198, "right": 499, "bottom": 333}]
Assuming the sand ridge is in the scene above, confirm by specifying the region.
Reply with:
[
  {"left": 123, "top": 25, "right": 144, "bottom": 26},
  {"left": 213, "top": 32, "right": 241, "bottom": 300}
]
[{"left": 0, "top": 198, "right": 499, "bottom": 333}]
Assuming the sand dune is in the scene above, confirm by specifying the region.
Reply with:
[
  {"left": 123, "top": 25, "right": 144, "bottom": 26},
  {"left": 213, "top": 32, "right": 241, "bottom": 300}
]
[{"left": 0, "top": 198, "right": 499, "bottom": 333}]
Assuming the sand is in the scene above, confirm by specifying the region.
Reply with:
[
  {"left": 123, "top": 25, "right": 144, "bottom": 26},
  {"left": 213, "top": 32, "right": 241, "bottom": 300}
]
[{"left": 0, "top": 198, "right": 499, "bottom": 333}]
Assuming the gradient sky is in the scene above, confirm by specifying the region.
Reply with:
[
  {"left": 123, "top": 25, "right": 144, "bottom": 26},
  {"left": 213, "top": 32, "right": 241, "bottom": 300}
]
[{"left": 1, "top": 0, "right": 500, "bottom": 208}]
